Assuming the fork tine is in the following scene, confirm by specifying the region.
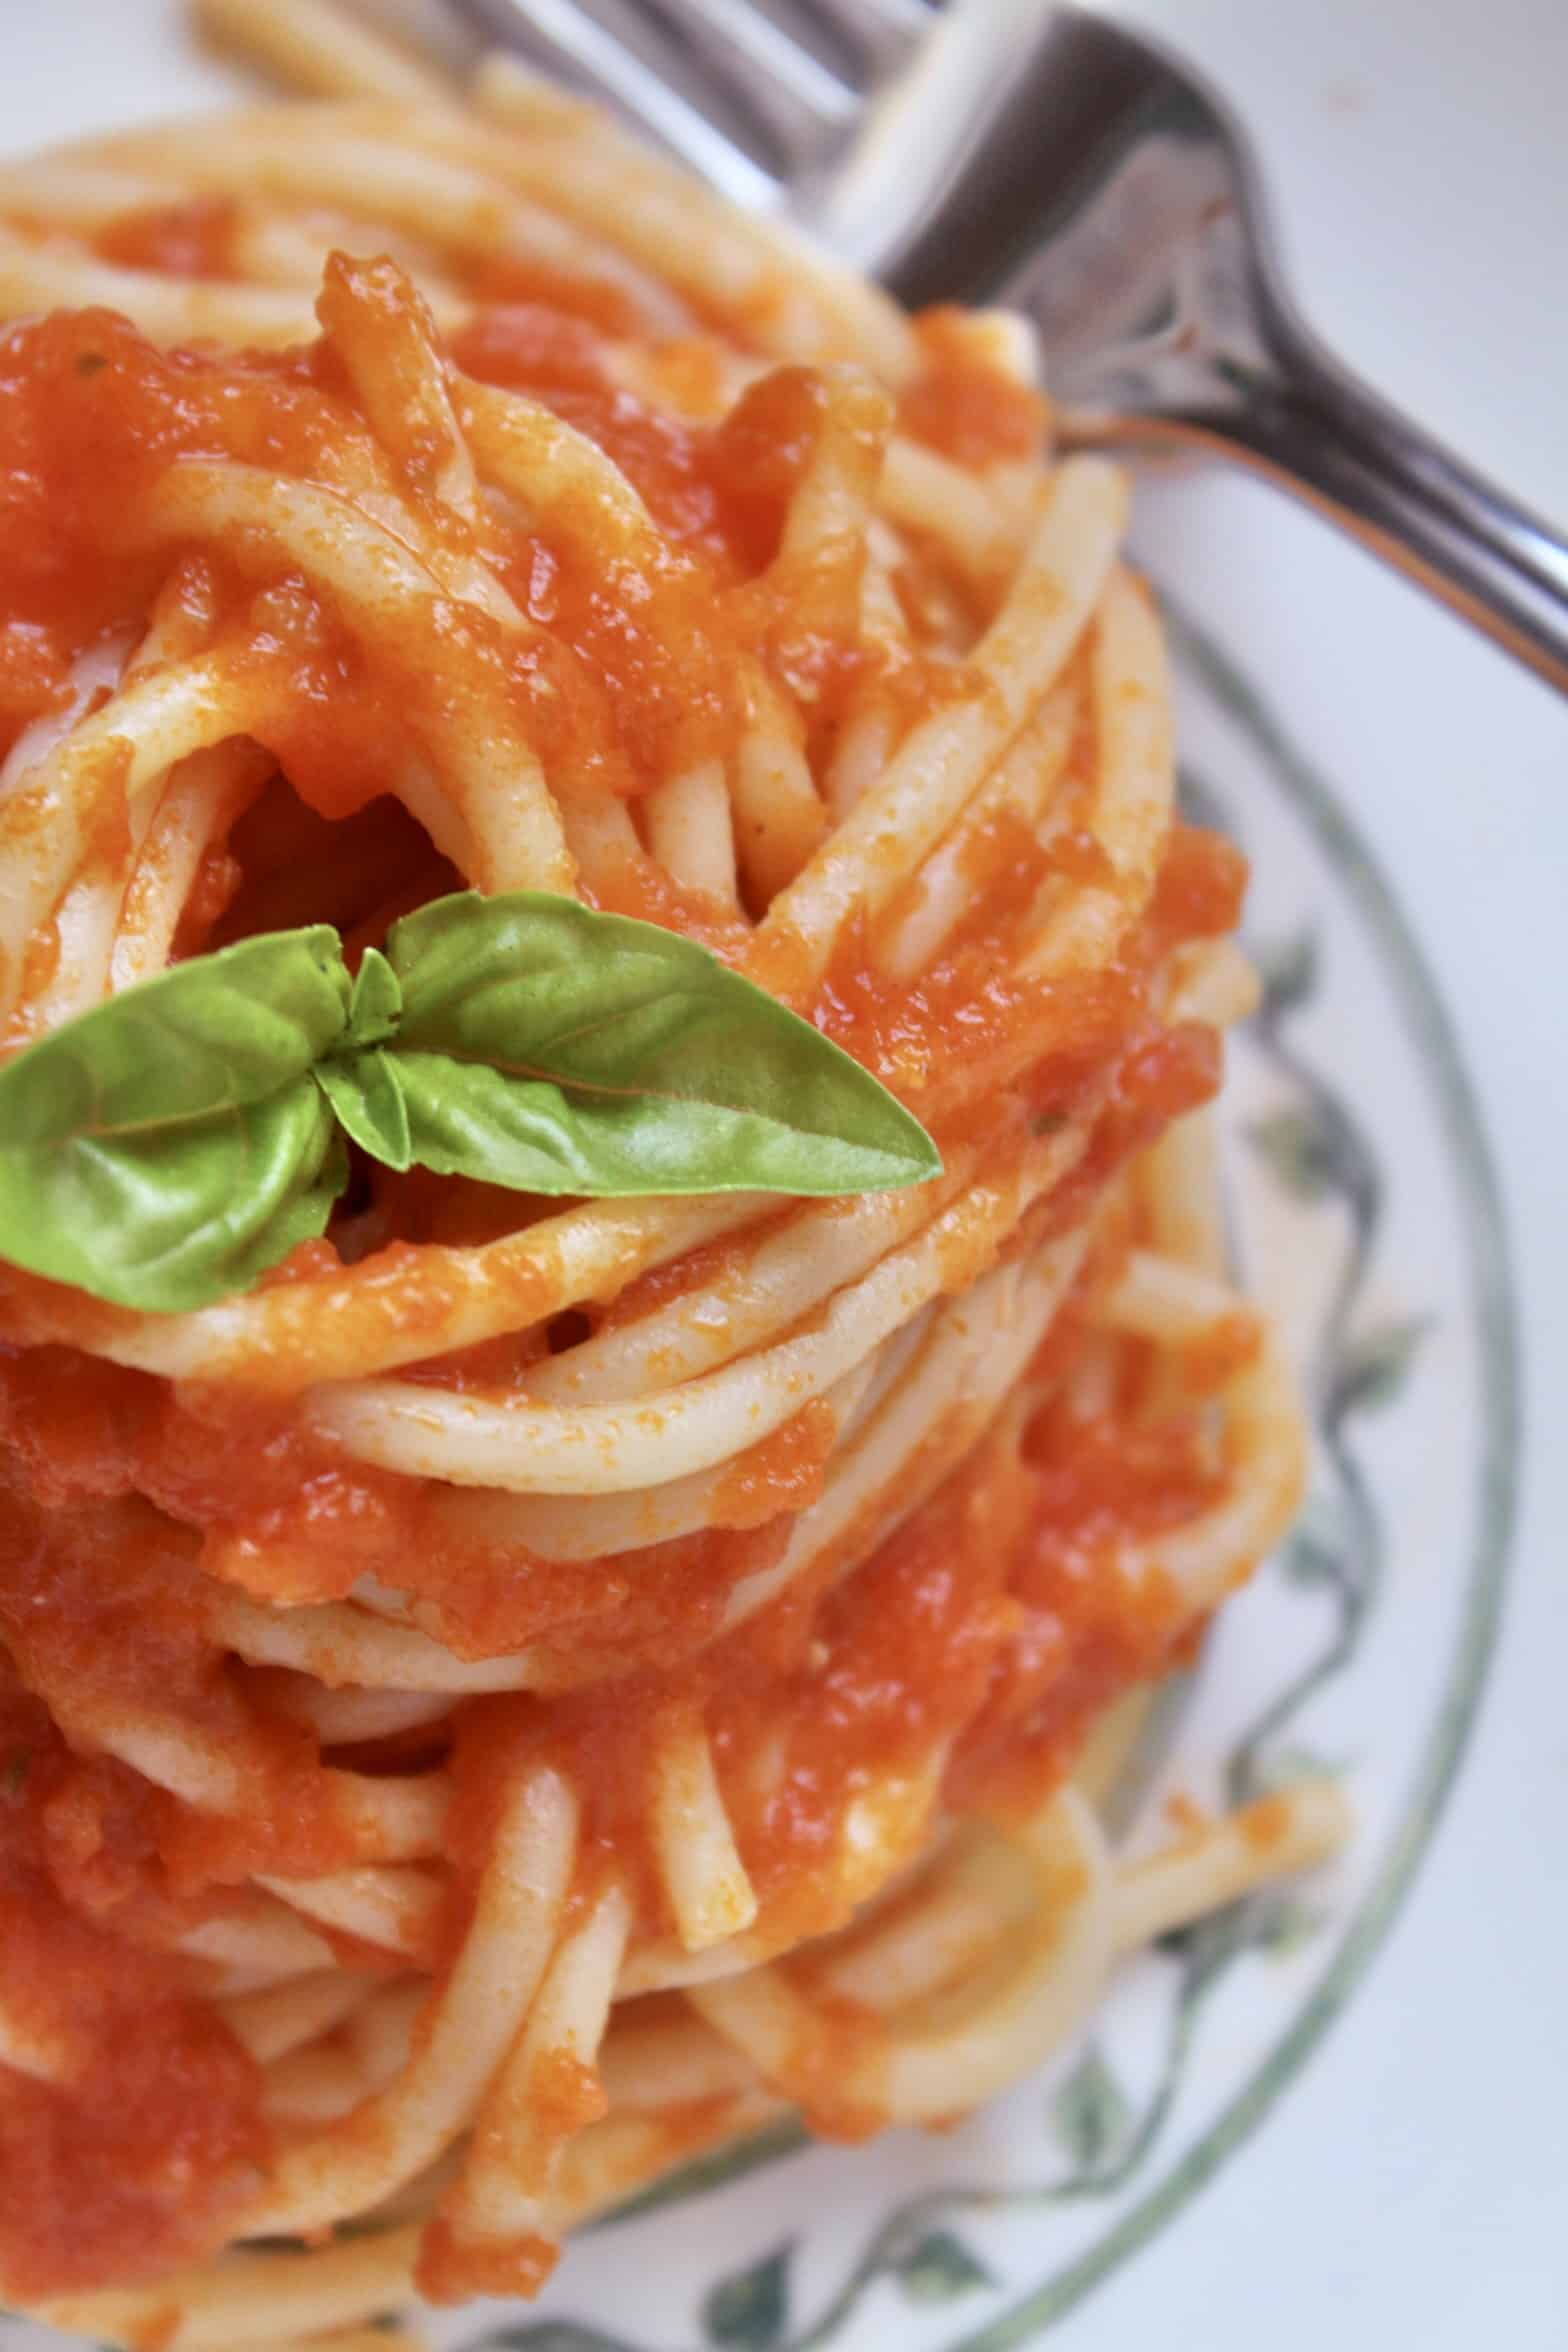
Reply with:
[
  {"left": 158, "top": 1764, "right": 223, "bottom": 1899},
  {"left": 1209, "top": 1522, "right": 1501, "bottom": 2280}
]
[
  {"left": 797, "top": 0, "right": 933, "bottom": 82},
  {"left": 641, "top": 0, "right": 857, "bottom": 117},
  {"left": 457, "top": 0, "right": 782, "bottom": 209},
  {"left": 626, "top": 0, "right": 857, "bottom": 178}
]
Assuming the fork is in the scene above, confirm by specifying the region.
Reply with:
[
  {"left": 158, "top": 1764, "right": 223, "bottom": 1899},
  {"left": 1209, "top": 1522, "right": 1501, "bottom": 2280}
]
[{"left": 453, "top": 0, "right": 1568, "bottom": 694}]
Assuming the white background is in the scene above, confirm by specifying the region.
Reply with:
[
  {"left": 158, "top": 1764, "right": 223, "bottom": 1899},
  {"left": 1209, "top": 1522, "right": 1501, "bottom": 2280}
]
[
  {"left": 4, "top": 2, "right": 1567, "bottom": 2345},
  {"left": 1108, "top": 4, "right": 1568, "bottom": 2345}
]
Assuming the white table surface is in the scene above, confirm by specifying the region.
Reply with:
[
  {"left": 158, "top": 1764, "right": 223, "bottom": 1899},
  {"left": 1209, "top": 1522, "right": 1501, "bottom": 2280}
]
[{"left": 4, "top": 2, "right": 1567, "bottom": 2344}]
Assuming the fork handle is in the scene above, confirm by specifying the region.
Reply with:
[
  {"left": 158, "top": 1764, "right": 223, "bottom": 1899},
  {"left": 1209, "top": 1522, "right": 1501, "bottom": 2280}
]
[{"left": 1080, "top": 339, "right": 1568, "bottom": 696}]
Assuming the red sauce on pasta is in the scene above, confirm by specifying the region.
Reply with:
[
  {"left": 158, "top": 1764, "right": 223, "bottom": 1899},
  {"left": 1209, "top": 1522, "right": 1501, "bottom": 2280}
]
[
  {"left": 0, "top": 154, "right": 1271, "bottom": 2304},
  {"left": 901, "top": 308, "right": 1050, "bottom": 466},
  {"left": 0, "top": 1678, "right": 269, "bottom": 2298},
  {"left": 94, "top": 196, "right": 240, "bottom": 281}
]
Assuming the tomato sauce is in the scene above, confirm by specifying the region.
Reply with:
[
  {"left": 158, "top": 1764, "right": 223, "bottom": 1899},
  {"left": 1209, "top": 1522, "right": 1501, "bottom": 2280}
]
[
  {"left": 899, "top": 308, "right": 1050, "bottom": 468},
  {"left": 709, "top": 1400, "right": 836, "bottom": 1531},
  {"left": 0, "top": 255, "right": 1256, "bottom": 2301},
  {"left": 95, "top": 197, "right": 240, "bottom": 282},
  {"left": 0, "top": 1992, "right": 265, "bottom": 2300},
  {"left": 0, "top": 1675, "right": 269, "bottom": 2299}
]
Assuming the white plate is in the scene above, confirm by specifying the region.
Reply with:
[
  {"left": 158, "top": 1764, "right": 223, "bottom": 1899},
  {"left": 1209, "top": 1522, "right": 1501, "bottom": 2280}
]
[
  {"left": 390, "top": 545, "right": 1513, "bottom": 2352},
  {"left": 1, "top": 5, "right": 1564, "bottom": 2348}
]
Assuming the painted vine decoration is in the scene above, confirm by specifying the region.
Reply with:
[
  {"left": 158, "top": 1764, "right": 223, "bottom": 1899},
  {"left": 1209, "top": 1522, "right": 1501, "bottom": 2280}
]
[{"left": 451, "top": 631, "right": 1433, "bottom": 2352}]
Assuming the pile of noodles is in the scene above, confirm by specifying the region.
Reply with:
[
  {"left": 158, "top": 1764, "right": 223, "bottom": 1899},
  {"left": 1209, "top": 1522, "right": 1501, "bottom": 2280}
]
[{"left": 0, "top": 9, "right": 1345, "bottom": 2347}]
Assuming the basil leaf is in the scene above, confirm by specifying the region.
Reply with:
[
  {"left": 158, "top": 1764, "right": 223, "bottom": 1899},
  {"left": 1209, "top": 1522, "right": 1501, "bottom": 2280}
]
[
  {"left": 345, "top": 948, "right": 402, "bottom": 1048},
  {"left": 383, "top": 892, "right": 940, "bottom": 1195},
  {"left": 317, "top": 1050, "right": 413, "bottom": 1171},
  {"left": 368, "top": 1049, "right": 917, "bottom": 1195},
  {"left": 0, "top": 927, "right": 350, "bottom": 1144},
  {"left": 0, "top": 1079, "right": 346, "bottom": 1311},
  {"left": 0, "top": 886, "right": 940, "bottom": 1309}
]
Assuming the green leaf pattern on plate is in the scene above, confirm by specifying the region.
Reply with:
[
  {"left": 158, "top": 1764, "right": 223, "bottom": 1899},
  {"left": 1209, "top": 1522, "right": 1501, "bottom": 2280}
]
[
  {"left": 1050, "top": 2046, "right": 1133, "bottom": 2173},
  {"left": 439, "top": 622, "right": 1495, "bottom": 2352},
  {"left": 892, "top": 2230, "right": 993, "bottom": 2304},
  {"left": 1246, "top": 1101, "right": 1346, "bottom": 1203},
  {"left": 1330, "top": 1315, "right": 1431, "bottom": 1418},
  {"left": 702, "top": 2244, "right": 792, "bottom": 2350}
]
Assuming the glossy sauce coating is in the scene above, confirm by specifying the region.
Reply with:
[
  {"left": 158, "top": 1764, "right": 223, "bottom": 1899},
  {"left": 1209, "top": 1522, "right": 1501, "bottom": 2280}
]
[{"left": 0, "top": 251, "right": 1247, "bottom": 2301}]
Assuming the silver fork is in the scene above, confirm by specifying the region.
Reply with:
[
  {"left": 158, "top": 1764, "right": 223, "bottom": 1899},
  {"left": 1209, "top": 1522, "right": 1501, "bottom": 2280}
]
[{"left": 454, "top": 0, "right": 1568, "bottom": 692}]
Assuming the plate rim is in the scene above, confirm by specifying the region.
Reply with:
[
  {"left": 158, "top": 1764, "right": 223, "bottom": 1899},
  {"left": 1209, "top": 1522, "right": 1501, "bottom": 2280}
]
[
  {"left": 438, "top": 601, "right": 1524, "bottom": 2352},
  {"left": 939, "top": 602, "right": 1522, "bottom": 2350}
]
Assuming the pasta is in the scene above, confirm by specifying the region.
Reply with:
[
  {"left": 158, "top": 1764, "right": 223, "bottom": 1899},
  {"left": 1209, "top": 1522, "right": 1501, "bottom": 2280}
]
[{"left": 0, "top": 5, "right": 1349, "bottom": 2345}]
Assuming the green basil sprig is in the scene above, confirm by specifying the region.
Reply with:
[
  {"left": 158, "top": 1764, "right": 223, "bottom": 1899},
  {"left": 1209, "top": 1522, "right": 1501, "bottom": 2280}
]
[{"left": 0, "top": 892, "right": 940, "bottom": 1313}]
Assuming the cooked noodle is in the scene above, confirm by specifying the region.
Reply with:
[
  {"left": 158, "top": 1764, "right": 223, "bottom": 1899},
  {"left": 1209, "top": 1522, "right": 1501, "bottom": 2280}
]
[{"left": 0, "top": 5, "right": 1348, "bottom": 2343}]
